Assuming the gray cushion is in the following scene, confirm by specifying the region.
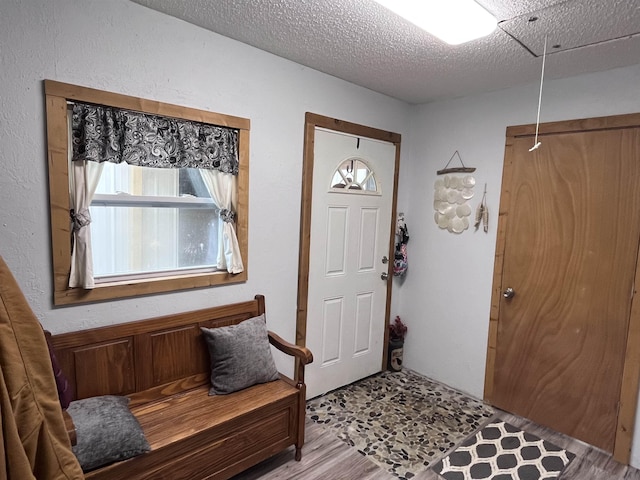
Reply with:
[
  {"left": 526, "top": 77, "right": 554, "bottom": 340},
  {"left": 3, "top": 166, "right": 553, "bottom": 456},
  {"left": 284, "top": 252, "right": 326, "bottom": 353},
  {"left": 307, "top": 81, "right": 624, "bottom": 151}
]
[
  {"left": 201, "top": 314, "right": 280, "bottom": 395},
  {"left": 67, "top": 395, "right": 150, "bottom": 472}
]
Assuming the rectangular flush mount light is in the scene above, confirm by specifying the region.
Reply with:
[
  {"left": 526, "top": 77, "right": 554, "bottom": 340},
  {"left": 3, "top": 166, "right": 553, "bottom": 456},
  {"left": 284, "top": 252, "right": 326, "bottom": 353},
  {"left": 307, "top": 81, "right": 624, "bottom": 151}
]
[{"left": 374, "top": 0, "right": 497, "bottom": 45}]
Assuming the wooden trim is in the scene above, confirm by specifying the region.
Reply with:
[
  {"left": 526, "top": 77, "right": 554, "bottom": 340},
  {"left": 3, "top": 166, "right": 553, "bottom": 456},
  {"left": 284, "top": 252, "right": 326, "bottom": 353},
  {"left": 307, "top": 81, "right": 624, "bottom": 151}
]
[
  {"left": 615, "top": 234, "right": 640, "bottom": 463},
  {"left": 305, "top": 112, "right": 401, "bottom": 144},
  {"left": 53, "top": 271, "right": 247, "bottom": 305},
  {"left": 44, "top": 80, "right": 250, "bottom": 306},
  {"left": 45, "top": 94, "right": 73, "bottom": 299},
  {"left": 486, "top": 113, "right": 640, "bottom": 464},
  {"left": 506, "top": 112, "right": 640, "bottom": 138},
  {"left": 296, "top": 115, "right": 317, "bottom": 348},
  {"left": 483, "top": 136, "right": 514, "bottom": 403},
  {"left": 383, "top": 140, "right": 402, "bottom": 370},
  {"left": 237, "top": 128, "right": 250, "bottom": 279},
  {"left": 295, "top": 112, "right": 401, "bottom": 376},
  {"left": 44, "top": 80, "right": 250, "bottom": 130},
  {"left": 51, "top": 297, "right": 262, "bottom": 350}
]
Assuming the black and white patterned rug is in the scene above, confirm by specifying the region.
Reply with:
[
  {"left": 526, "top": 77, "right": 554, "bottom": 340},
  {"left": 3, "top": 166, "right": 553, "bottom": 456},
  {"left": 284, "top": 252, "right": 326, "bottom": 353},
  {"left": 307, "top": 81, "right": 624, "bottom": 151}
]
[{"left": 433, "top": 419, "right": 575, "bottom": 480}]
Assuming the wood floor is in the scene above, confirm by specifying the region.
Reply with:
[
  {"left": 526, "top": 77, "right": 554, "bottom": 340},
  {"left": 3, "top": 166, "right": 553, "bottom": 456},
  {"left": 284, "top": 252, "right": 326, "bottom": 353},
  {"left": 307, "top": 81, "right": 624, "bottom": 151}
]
[{"left": 235, "top": 410, "right": 640, "bottom": 480}]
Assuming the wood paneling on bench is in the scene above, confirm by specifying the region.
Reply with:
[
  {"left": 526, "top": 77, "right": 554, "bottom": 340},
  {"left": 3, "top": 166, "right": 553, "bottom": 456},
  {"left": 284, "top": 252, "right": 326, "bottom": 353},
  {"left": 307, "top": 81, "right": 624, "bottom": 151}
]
[
  {"left": 51, "top": 298, "right": 261, "bottom": 406},
  {"left": 52, "top": 295, "right": 313, "bottom": 479}
]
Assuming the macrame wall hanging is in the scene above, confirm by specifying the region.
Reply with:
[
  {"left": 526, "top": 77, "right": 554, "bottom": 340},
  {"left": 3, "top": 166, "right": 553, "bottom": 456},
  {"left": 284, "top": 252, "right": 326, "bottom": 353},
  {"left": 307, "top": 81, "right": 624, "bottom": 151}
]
[{"left": 433, "top": 151, "right": 476, "bottom": 234}]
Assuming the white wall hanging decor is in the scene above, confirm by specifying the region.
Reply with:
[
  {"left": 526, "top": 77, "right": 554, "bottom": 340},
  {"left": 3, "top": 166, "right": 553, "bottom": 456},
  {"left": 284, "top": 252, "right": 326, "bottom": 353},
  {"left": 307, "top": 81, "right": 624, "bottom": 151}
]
[
  {"left": 434, "top": 174, "right": 475, "bottom": 233},
  {"left": 434, "top": 151, "right": 476, "bottom": 234}
]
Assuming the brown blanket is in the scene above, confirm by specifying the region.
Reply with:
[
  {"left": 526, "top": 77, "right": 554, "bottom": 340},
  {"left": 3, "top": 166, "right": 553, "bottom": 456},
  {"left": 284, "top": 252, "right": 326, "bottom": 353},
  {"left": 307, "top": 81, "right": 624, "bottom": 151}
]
[{"left": 0, "top": 257, "right": 83, "bottom": 479}]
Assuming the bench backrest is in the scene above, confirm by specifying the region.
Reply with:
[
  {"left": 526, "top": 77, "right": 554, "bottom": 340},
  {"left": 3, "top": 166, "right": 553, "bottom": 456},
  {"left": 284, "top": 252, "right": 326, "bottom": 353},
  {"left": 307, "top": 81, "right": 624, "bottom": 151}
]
[{"left": 51, "top": 296, "right": 265, "bottom": 406}]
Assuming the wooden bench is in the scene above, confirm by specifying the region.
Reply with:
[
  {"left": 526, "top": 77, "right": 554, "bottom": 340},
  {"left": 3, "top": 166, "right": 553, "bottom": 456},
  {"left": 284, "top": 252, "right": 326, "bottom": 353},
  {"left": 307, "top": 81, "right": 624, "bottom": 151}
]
[{"left": 51, "top": 295, "right": 313, "bottom": 480}]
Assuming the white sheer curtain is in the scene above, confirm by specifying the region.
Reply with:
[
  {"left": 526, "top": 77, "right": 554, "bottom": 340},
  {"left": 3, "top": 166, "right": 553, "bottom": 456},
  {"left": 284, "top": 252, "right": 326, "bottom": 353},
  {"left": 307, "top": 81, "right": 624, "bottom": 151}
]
[
  {"left": 68, "top": 160, "right": 104, "bottom": 288},
  {"left": 200, "top": 169, "right": 244, "bottom": 274}
]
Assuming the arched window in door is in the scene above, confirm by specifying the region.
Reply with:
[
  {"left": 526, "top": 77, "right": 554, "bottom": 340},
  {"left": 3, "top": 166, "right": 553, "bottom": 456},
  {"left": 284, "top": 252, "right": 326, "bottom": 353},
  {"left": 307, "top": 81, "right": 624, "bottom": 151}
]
[{"left": 330, "top": 157, "right": 379, "bottom": 194}]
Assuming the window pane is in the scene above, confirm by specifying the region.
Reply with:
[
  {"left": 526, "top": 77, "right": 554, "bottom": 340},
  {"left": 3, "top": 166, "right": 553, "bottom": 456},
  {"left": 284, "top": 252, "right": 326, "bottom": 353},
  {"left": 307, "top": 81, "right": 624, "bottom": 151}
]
[
  {"left": 330, "top": 158, "right": 377, "bottom": 192},
  {"left": 91, "top": 163, "right": 219, "bottom": 279},
  {"left": 95, "top": 163, "right": 211, "bottom": 198},
  {"left": 90, "top": 205, "right": 218, "bottom": 278},
  {"left": 179, "top": 208, "right": 219, "bottom": 268}
]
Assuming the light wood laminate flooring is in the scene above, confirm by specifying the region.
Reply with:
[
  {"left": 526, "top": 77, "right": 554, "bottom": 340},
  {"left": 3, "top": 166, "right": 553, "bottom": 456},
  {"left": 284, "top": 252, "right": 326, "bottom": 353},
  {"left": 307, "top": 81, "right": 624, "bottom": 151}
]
[{"left": 235, "top": 411, "right": 640, "bottom": 480}]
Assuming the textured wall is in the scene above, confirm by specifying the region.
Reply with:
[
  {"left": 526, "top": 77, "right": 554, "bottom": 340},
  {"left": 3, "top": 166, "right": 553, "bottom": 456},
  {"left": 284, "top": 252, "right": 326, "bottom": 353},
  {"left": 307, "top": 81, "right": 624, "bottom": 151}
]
[
  {"left": 398, "top": 62, "right": 640, "bottom": 465},
  {"left": 0, "top": 0, "right": 410, "bottom": 373},
  {"left": 3, "top": 0, "right": 640, "bottom": 467}
]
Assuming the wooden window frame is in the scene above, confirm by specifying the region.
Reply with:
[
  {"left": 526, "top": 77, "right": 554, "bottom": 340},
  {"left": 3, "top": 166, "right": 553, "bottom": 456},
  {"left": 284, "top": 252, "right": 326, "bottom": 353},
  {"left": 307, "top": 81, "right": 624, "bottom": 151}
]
[{"left": 44, "top": 80, "right": 249, "bottom": 306}]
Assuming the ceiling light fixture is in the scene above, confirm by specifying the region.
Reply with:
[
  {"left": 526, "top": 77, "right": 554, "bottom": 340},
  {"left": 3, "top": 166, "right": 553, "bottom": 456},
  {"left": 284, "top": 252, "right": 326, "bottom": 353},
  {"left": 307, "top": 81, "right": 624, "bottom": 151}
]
[{"left": 374, "top": 0, "right": 497, "bottom": 45}]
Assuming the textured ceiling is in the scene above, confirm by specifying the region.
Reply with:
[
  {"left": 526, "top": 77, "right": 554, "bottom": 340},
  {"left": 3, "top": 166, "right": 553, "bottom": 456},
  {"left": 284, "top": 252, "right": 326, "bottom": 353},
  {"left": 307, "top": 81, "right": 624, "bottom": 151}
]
[{"left": 131, "top": 0, "right": 640, "bottom": 104}]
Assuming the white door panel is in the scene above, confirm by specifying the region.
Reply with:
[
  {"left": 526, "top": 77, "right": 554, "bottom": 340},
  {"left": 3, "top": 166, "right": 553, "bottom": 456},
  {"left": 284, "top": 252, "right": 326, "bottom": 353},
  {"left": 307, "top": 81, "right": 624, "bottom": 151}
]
[{"left": 306, "top": 128, "right": 396, "bottom": 399}]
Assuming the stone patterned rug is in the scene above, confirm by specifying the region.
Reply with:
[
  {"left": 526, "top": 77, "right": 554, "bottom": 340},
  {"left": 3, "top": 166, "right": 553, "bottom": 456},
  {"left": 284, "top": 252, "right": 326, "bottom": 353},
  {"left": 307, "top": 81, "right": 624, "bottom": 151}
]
[
  {"left": 432, "top": 420, "right": 575, "bottom": 480},
  {"left": 306, "top": 369, "right": 494, "bottom": 479}
]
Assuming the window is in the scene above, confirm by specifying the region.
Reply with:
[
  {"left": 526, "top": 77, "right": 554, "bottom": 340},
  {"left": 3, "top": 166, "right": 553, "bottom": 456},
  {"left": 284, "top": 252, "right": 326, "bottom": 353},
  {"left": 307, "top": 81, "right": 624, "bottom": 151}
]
[
  {"left": 91, "top": 163, "right": 219, "bottom": 281},
  {"left": 330, "top": 157, "right": 379, "bottom": 193},
  {"left": 45, "top": 80, "right": 249, "bottom": 305}
]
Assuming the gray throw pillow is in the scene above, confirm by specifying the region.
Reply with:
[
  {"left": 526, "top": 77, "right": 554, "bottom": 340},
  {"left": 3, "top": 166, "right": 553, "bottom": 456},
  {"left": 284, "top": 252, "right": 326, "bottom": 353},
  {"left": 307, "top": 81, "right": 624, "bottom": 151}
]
[
  {"left": 201, "top": 314, "right": 280, "bottom": 395},
  {"left": 67, "top": 395, "right": 150, "bottom": 472}
]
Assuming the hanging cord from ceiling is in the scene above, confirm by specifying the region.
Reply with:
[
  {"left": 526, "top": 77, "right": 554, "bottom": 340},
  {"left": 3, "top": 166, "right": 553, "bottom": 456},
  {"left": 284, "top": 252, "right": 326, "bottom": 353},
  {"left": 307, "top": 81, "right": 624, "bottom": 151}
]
[{"left": 530, "top": 35, "right": 548, "bottom": 152}]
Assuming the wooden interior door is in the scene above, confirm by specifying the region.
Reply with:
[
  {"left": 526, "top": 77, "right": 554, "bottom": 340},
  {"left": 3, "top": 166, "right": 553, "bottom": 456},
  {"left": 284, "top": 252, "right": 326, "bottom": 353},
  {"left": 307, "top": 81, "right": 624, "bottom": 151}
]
[{"left": 485, "top": 114, "right": 640, "bottom": 462}]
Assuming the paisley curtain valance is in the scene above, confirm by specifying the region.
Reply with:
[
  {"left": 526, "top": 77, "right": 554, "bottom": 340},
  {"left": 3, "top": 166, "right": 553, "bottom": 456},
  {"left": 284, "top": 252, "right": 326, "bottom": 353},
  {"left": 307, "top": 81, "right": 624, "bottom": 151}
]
[{"left": 71, "top": 102, "right": 239, "bottom": 175}]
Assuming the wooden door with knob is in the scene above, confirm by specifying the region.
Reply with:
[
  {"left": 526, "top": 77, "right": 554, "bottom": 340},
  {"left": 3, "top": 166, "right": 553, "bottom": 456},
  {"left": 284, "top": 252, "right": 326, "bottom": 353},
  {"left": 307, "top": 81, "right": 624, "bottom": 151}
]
[{"left": 485, "top": 114, "right": 640, "bottom": 462}]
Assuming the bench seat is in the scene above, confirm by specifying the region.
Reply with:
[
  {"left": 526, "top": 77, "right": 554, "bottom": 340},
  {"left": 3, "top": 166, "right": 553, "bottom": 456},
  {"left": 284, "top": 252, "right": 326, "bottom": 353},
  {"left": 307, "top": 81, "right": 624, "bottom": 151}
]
[
  {"left": 136, "top": 380, "right": 298, "bottom": 449},
  {"left": 52, "top": 295, "right": 312, "bottom": 480},
  {"left": 86, "top": 380, "right": 300, "bottom": 480}
]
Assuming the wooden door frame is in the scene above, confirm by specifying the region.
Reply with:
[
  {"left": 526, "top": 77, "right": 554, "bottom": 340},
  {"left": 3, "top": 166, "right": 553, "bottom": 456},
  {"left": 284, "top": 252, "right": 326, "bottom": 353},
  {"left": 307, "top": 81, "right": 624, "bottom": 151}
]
[
  {"left": 484, "top": 112, "right": 640, "bottom": 463},
  {"left": 296, "top": 112, "right": 402, "bottom": 374}
]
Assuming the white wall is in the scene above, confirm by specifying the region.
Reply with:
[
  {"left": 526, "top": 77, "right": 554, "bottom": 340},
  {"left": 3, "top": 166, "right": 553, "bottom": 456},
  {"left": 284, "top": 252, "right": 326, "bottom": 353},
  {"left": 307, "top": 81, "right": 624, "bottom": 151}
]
[
  {"left": 3, "top": 0, "right": 640, "bottom": 466},
  {"left": 0, "top": 0, "right": 410, "bottom": 373},
  {"left": 397, "top": 62, "right": 640, "bottom": 464}
]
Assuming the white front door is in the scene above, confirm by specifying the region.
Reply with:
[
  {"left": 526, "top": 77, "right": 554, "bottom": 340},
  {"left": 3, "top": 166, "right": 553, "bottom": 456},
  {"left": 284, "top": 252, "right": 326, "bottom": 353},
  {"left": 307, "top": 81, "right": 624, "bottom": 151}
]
[{"left": 305, "top": 128, "right": 396, "bottom": 399}]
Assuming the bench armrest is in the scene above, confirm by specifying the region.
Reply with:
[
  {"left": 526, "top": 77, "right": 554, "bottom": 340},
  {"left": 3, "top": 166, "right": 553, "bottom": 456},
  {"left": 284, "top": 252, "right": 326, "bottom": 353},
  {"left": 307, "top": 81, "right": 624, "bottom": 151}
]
[
  {"left": 62, "top": 409, "right": 77, "bottom": 446},
  {"left": 268, "top": 331, "right": 313, "bottom": 365}
]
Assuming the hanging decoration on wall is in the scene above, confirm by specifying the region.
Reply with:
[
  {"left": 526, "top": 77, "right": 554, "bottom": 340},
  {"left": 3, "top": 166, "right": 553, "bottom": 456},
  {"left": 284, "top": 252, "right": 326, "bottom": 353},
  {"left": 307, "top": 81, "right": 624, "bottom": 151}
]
[
  {"left": 475, "top": 183, "right": 489, "bottom": 233},
  {"left": 394, "top": 213, "right": 409, "bottom": 277},
  {"left": 434, "top": 151, "right": 476, "bottom": 234},
  {"left": 436, "top": 150, "right": 476, "bottom": 175}
]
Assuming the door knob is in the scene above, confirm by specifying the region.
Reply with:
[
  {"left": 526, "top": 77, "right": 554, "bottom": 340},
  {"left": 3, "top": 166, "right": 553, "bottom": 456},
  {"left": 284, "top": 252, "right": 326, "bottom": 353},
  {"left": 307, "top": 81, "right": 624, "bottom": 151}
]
[
  {"left": 382, "top": 256, "right": 389, "bottom": 264},
  {"left": 503, "top": 287, "right": 515, "bottom": 299},
  {"left": 381, "top": 272, "right": 389, "bottom": 280}
]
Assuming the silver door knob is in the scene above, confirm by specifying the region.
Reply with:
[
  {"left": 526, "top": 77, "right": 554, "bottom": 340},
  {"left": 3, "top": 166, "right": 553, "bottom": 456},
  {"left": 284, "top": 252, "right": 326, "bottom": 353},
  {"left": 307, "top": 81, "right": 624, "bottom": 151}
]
[
  {"left": 381, "top": 272, "right": 389, "bottom": 280},
  {"left": 503, "top": 287, "right": 515, "bottom": 299}
]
